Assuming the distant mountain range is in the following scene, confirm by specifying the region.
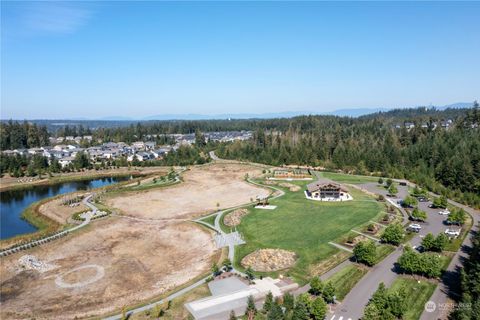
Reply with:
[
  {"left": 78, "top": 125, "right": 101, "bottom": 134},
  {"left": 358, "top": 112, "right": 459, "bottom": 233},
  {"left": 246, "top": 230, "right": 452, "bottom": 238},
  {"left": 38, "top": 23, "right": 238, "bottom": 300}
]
[
  {"left": 2, "top": 102, "right": 475, "bottom": 122},
  {"left": 99, "top": 102, "right": 474, "bottom": 121}
]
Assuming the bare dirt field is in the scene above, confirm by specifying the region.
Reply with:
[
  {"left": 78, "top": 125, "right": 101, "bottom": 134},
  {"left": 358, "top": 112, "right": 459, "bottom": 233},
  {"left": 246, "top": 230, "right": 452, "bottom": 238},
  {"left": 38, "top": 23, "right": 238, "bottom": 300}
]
[
  {"left": 106, "top": 163, "right": 270, "bottom": 220},
  {"left": 0, "top": 163, "right": 265, "bottom": 319},
  {"left": 38, "top": 191, "right": 89, "bottom": 224},
  {"left": 0, "top": 217, "right": 216, "bottom": 319}
]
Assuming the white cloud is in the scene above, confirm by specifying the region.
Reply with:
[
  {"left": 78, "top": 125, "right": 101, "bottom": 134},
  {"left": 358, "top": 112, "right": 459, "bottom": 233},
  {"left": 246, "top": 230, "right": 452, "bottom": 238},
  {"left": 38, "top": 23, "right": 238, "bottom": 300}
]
[{"left": 22, "top": 2, "right": 92, "bottom": 35}]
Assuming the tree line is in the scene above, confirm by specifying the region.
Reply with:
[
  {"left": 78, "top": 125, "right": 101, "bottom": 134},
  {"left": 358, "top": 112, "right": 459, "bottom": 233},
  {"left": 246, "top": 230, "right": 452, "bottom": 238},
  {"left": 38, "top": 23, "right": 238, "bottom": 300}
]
[
  {"left": 217, "top": 105, "right": 480, "bottom": 208},
  {"left": 0, "top": 120, "right": 49, "bottom": 150}
]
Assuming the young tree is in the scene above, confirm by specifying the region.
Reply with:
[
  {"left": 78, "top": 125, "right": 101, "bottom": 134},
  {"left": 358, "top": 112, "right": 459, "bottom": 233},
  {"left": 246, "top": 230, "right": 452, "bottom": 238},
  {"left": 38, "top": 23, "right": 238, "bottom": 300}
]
[
  {"left": 447, "top": 209, "right": 466, "bottom": 225},
  {"left": 282, "top": 293, "right": 294, "bottom": 311},
  {"left": 398, "top": 247, "right": 442, "bottom": 278},
  {"left": 433, "top": 233, "right": 449, "bottom": 252},
  {"left": 387, "top": 288, "right": 407, "bottom": 318},
  {"left": 246, "top": 295, "right": 257, "bottom": 316},
  {"left": 410, "top": 207, "right": 427, "bottom": 222},
  {"left": 222, "top": 258, "right": 232, "bottom": 271},
  {"left": 322, "top": 282, "right": 336, "bottom": 303},
  {"left": 402, "top": 195, "right": 418, "bottom": 208},
  {"left": 263, "top": 291, "right": 274, "bottom": 313},
  {"left": 378, "top": 177, "right": 384, "bottom": 185},
  {"left": 387, "top": 184, "right": 398, "bottom": 196},
  {"left": 211, "top": 263, "right": 220, "bottom": 276},
  {"left": 421, "top": 233, "right": 436, "bottom": 251},
  {"left": 292, "top": 301, "right": 309, "bottom": 320},
  {"left": 309, "top": 276, "right": 324, "bottom": 296},
  {"left": 267, "top": 303, "right": 283, "bottom": 320},
  {"left": 381, "top": 223, "right": 404, "bottom": 245},
  {"left": 353, "top": 240, "right": 377, "bottom": 266},
  {"left": 363, "top": 302, "right": 382, "bottom": 320},
  {"left": 386, "top": 178, "right": 393, "bottom": 187},
  {"left": 246, "top": 267, "right": 255, "bottom": 280},
  {"left": 310, "top": 297, "right": 327, "bottom": 320},
  {"left": 433, "top": 195, "right": 448, "bottom": 209}
]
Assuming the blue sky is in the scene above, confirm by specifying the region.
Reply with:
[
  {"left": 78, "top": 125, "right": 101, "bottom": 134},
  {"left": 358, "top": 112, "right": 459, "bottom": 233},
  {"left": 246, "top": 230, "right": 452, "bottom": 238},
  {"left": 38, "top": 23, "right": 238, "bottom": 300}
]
[{"left": 1, "top": 1, "right": 479, "bottom": 119}]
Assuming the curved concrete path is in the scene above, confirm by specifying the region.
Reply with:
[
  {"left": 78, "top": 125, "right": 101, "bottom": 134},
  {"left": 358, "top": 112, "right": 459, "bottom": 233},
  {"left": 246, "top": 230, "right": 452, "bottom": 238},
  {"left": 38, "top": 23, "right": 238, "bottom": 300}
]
[{"left": 105, "top": 157, "right": 285, "bottom": 320}]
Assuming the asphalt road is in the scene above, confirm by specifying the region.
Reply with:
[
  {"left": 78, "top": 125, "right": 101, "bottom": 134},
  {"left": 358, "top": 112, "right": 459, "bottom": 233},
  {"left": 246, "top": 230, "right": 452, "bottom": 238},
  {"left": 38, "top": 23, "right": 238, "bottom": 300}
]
[{"left": 329, "top": 182, "right": 470, "bottom": 320}]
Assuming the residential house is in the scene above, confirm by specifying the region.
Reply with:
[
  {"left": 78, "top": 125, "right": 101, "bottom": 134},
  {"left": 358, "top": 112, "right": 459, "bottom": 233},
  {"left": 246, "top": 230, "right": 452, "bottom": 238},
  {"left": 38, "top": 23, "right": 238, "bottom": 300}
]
[
  {"left": 28, "top": 148, "right": 44, "bottom": 155},
  {"left": 132, "top": 141, "right": 146, "bottom": 150},
  {"left": 59, "top": 157, "right": 75, "bottom": 168},
  {"left": 145, "top": 141, "right": 156, "bottom": 150}
]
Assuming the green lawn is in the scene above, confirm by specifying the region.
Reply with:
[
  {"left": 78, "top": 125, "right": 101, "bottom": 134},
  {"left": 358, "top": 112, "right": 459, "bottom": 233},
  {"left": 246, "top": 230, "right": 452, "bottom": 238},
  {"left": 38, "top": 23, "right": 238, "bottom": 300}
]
[
  {"left": 388, "top": 276, "right": 437, "bottom": 320},
  {"left": 374, "top": 244, "right": 396, "bottom": 264},
  {"left": 316, "top": 171, "right": 380, "bottom": 184},
  {"left": 235, "top": 179, "right": 383, "bottom": 284},
  {"left": 325, "top": 264, "right": 368, "bottom": 300},
  {"left": 199, "top": 214, "right": 217, "bottom": 227}
]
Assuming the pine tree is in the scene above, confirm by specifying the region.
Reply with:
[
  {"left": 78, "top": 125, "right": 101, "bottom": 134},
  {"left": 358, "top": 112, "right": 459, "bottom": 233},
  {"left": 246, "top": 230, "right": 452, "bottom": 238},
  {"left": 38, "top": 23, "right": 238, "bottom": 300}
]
[{"left": 263, "top": 291, "right": 274, "bottom": 313}]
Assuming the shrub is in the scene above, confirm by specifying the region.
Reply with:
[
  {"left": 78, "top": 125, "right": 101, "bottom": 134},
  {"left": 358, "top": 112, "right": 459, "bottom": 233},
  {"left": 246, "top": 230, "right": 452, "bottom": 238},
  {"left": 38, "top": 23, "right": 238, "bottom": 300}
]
[
  {"left": 353, "top": 240, "right": 377, "bottom": 266},
  {"left": 411, "top": 207, "right": 427, "bottom": 221},
  {"left": 397, "top": 247, "right": 442, "bottom": 278},
  {"left": 402, "top": 195, "right": 418, "bottom": 208},
  {"left": 381, "top": 223, "right": 405, "bottom": 245}
]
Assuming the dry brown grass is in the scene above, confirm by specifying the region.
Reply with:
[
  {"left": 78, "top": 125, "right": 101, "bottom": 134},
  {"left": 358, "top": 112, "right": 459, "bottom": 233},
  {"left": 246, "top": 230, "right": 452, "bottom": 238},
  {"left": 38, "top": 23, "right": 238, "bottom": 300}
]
[
  {"left": 0, "top": 217, "right": 216, "bottom": 319},
  {"left": 38, "top": 191, "right": 89, "bottom": 224},
  {"left": 0, "top": 163, "right": 269, "bottom": 319},
  {"left": 106, "top": 163, "right": 269, "bottom": 220},
  {"left": 241, "top": 249, "right": 297, "bottom": 272},
  {"left": 224, "top": 209, "right": 249, "bottom": 227}
]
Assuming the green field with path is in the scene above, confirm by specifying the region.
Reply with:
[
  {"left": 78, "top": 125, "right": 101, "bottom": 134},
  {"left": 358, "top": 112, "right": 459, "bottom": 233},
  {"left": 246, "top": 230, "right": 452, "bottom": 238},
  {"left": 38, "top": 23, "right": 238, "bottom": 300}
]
[{"left": 234, "top": 177, "right": 383, "bottom": 283}]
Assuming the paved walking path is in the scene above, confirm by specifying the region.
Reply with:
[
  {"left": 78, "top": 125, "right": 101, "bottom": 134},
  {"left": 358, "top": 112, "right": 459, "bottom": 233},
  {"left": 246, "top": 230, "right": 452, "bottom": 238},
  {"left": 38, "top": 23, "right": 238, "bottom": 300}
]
[
  {"left": 104, "top": 158, "right": 286, "bottom": 320},
  {"left": 328, "top": 242, "right": 354, "bottom": 253},
  {"left": 351, "top": 229, "right": 380, "bottom": 242}
]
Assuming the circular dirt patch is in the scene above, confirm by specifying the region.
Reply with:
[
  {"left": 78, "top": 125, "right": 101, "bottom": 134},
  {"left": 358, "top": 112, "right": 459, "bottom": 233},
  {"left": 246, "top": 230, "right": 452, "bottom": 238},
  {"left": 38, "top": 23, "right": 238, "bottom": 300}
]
[
  {"left": 241, "top": 249, "right": 297, "bottom": 272},
  {"left": 224, "top": 209, "right": 249, "bottom": 227},
  {"left": 55, "top": 265, "right": 105, "bottom": 289}
]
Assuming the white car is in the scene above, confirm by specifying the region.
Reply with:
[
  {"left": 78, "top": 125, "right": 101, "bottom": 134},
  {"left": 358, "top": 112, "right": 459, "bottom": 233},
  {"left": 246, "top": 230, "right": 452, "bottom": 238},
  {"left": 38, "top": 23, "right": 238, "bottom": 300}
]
[
  {"left": 445, "top": 228, "right": 461, "bottom": 237},
  {"left": 408, "top": 224, "right": 422, "bottom": 232},
  {"left": 438, "top": 209, "right": 450, "bottom": 215}
]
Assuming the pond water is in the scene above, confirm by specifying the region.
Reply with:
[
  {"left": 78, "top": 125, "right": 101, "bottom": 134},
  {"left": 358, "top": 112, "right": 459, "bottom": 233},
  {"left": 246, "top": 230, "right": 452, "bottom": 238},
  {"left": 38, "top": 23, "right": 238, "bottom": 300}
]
[{"left": 0, "top": 176, "right": 130, "bottom": 240}]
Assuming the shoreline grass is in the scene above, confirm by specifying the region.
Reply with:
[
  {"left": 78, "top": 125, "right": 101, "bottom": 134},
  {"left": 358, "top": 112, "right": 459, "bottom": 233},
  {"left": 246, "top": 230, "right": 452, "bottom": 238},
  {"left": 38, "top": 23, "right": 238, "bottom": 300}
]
[
  {"left": 0, "top": 197, "right": 62, "bottom": 249},
  {"left": 0, "top": 169, "right": 155, "bottom": 192}
]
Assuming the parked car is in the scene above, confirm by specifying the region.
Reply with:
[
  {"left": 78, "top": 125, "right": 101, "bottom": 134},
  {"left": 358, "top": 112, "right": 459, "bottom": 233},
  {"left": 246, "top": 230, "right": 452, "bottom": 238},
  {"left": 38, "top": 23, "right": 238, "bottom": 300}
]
[
  {"left": 445, "top": 228, "right": 461, "bottom": 238},
  {"left": 413, "top": 245, "right": 425, "bottom": 253},
  {"left": 417, "top": 196, "right": 429, "bottom": 202},
  {"left": 408, "top": 224, "right": 422, "bottom": 232},
  {"left": 438, "top": 209, "right": 450, "bottom": 215}
]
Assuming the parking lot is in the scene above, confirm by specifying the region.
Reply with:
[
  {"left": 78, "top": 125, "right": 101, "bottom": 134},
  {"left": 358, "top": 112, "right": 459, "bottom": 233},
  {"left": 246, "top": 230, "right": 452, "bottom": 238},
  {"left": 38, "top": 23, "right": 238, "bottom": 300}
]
[{"left": 358, "top": 182, "right": 457, "bottom": 246}]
